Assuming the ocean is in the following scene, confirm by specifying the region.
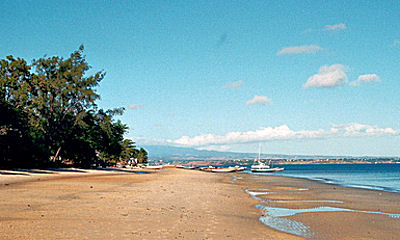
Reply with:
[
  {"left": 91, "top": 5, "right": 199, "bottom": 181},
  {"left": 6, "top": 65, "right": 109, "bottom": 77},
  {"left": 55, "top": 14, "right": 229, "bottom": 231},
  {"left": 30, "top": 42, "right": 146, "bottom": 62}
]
[{"left": 245, "top": 163, "right": 400, "bottom": 193}]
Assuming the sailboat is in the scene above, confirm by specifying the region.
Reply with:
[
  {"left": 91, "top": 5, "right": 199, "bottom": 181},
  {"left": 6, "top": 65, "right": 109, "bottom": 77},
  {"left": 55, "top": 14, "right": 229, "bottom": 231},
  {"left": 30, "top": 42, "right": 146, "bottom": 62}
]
[{"left": 250, "top": 144, "right": 284, "bottom": 173}]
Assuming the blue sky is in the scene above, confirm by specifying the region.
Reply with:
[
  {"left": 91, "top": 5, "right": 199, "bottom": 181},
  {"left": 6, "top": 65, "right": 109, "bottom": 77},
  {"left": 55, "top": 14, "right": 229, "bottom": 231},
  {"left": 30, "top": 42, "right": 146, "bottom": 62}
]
[{"left": 1, "top": 0, "right": 400, "bottom": 156}]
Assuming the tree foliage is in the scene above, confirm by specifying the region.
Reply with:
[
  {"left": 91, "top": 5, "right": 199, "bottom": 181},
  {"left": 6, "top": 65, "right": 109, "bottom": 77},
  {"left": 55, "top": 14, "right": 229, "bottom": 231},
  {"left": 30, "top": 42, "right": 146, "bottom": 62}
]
[
  {"left": 0, "top": 46, "right": 144, "bottom": 169},
  {"left": 0, "top": 99, "right": 47, "bottom": 168},
  {"left": 120, "top": 139, "right": 138, "bottom": 162},
  {"left": 136, "top": 148, "right": 148, "bottom": 164}
]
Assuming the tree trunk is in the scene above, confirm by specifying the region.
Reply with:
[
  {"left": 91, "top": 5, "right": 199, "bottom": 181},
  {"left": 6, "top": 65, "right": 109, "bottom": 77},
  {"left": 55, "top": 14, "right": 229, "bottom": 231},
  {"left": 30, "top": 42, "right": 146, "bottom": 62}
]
[{"left": 53, "top": 146, "right": 61, "bottom": 162}]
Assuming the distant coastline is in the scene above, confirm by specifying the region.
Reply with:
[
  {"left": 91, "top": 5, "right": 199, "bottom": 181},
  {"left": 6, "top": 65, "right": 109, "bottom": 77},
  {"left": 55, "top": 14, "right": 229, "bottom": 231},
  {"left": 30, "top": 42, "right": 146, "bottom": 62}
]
[
  {"left": 162, "top": 159, "right": 400, "bottom": 167},
  {"left": 143, "top": 145, "right": 400, "bottom": 165}
]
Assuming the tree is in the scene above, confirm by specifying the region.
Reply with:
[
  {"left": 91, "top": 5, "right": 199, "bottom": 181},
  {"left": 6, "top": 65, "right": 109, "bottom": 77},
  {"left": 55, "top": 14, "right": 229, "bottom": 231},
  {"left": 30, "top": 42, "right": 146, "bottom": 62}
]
[
  {"left": 0, "top": 100, "right": 47, "bottom": 168},
  {"left": 120, "top": 139, "right": 138, "bottom": 162},
  {"left": 57, "top": 108, "right": 128, "bottom": 168},
  {"left": 29, "top": 45, "right": 104, "bottom": 162},
  {"left": 0, "top": 56, "right": 32, "bottom": 108},
  {"left": 136, "top": 148, "right": 148, "bottom": 164},
  {"left": 0, "top": 46, "right": 139, "bottom": 168},
  {"left": 0, "top": 57, "right": 49, "bottom": 168}
]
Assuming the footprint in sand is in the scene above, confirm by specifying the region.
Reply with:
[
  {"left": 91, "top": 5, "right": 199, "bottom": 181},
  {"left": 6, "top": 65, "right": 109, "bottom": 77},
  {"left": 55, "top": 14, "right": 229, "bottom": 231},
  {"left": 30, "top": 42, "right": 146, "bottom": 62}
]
[{"left": 203, "top": 202, "right": 219, "bottom": 237}]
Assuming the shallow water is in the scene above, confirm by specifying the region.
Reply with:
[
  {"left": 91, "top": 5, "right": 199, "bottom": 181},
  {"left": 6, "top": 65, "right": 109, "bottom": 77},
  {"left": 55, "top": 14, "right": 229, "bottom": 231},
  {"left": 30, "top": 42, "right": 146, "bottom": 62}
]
[
  {"left": 246, "top": 187, "right": 400, "bottom": 239},
  {"left": 256, "top": 204, "right": 400, "bottom": 219}
]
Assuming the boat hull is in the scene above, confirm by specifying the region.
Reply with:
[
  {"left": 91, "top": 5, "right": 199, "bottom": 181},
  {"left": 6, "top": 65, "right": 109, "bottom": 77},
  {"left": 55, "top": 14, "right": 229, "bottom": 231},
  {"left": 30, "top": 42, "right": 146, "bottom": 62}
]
[
  {"left": 210, "top": 168, "right": 237, "bottom": 173},
  {"left": 143, "top": 165, "right": 163, "bottom": 170},
  {"left": 251, "top": 167, "right": 284, "bottom": 173},
  {"left": 200, "top": 166, "right": 238, "bottom": 173}
]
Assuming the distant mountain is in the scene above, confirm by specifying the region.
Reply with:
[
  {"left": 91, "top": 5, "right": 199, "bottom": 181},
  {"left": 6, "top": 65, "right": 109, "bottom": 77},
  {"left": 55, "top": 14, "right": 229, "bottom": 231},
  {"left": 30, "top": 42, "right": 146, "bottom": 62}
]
[
  {"left": 142, "top": 145, "right": 248, "bottom": 159},
  {"left": 141, "top": 145, "right": 351, "bottom": 161}
]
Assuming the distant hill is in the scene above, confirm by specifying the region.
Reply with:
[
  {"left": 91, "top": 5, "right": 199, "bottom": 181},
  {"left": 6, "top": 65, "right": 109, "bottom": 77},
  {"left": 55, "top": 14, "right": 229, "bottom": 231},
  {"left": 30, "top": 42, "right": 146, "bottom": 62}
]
[
  {"left": 141, "top": 145, "right": 351, "bottom": 161},
  {"left": 142, "top": 145, "right": 248, "bottom": 159}
]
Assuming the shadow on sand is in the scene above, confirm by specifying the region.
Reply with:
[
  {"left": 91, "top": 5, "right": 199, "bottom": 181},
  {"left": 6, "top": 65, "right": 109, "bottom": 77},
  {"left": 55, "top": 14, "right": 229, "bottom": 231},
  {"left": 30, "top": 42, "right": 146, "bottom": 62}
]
[
  {"left": 11, "top": 169, "right": 56, "bottom": 174},
  {"left": 0, "top": 168, "right": 152, "bottom": 176},
  {"left": 46, "top": 168, "right": 87, "bottom": 173},
  {"left": 0, "top": 171, "right": 30, "bottom": 176}
]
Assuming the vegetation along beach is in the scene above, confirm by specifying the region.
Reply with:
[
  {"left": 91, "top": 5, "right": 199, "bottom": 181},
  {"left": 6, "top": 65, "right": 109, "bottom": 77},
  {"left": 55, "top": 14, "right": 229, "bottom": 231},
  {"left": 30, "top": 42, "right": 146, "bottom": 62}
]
[{"left": 1, "top": 1, "right": 400, "bottom": 239}]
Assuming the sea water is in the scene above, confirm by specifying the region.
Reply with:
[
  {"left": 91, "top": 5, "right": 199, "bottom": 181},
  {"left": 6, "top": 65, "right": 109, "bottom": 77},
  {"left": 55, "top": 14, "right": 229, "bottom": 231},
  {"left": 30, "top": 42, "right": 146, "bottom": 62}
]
[{"left": 248, "top": 163, "right": 400, "bottom": 193}]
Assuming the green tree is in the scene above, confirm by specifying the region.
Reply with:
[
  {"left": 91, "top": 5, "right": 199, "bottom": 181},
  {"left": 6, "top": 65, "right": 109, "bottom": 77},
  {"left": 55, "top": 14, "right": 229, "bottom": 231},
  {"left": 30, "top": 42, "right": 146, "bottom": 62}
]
[
  {"left": 120, "top": 139, "right": 137, "bottom": 162},
  {"left": 136, "top": 148, "right": 148, "bottom": 164},
  {"left": 29, "top": 45, "right": 104, "bottom": 162},
  {"left": 0, "top": 100, "right": 47, "bottom": 168},
  {"left": 0, "top": 46, "right": 134, "bottom": 168},
  {"left": 0, "top": 56, "right": 32, "bottom": 108},
  {"left": 58, "top": 108, "right": 128, "bottom": 168},
  {"left": 0, "top": 56, "right": 49, "bottom": 168}
]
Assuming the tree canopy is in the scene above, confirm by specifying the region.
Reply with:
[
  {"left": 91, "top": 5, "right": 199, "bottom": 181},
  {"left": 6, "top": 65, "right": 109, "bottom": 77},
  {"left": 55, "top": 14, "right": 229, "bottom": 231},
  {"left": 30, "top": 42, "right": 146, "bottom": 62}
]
[{"left": 0, "top": 46, "right": 147, "bottom": 169}]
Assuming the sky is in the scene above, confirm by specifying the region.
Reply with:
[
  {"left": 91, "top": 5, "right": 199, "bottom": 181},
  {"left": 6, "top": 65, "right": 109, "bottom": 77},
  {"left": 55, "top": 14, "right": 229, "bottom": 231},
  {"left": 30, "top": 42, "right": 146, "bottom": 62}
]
[{"left": 1, "top": 0, "right": 400, "bottom": 156}]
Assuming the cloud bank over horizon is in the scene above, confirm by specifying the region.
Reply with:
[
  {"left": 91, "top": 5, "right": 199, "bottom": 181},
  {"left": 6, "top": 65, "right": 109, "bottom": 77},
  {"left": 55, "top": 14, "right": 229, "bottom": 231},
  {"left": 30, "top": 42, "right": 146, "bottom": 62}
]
[{"left": 163, "top": 123, "right": 400, "bottom": 148}]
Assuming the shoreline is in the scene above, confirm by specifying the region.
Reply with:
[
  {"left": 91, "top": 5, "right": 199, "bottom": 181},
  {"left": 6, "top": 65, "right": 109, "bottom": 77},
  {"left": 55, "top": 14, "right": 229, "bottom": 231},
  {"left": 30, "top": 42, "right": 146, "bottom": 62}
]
[
  {"left": 2, "top": 166, "right": 399, "bottom": 194},
  {"left": 253, "top": 173, "right": 400, "bottom": 194},
  {"left": 235, "top": 172, "right": 400, "bottom": 239},
  {"left": 1, "top": 168, "right": 399, "bottom": 239},
  {"left": 251, "top": 163, "right": 400, "bottom": 194}
]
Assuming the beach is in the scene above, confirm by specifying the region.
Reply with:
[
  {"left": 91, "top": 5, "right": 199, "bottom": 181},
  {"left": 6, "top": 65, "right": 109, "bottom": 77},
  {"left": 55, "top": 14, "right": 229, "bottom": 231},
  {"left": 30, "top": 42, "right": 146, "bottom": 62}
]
[{"left": 0, "top": 168, "right": 399, "bottom": 240}]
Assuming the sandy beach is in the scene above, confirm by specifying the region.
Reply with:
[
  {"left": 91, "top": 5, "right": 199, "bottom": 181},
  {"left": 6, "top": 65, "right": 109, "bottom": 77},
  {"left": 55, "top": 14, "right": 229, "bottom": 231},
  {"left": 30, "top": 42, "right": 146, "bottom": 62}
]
[{"left": 0, "top": 168, "right": 399, "bottom": 240}]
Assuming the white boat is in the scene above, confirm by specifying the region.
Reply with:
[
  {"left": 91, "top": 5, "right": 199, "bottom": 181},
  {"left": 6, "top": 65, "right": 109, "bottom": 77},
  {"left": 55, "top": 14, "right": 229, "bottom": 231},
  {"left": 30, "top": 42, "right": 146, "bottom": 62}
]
[
  {"left": 251, "top": 162, "right": 284, "bottom": 172},
  {"left": 234, "top": 166, "right": 246, "bottom": 172},
  {"left": 250, "top": 145, "right": 284, "bottom": 173},
  {"left": 142, "top": 165, "right": 163, "bottom": 170},
  {"left": 162, "top": 164, "right": 176, "bottom": 168},
  {"left": 183, "top": 165, "right": 197, "bottom": 170},
  {"left": 210, "top": 167, "right": 237, "bottom": 173},
  {"left": 199, "top": 166, "right": 237, "bottom": 173}
]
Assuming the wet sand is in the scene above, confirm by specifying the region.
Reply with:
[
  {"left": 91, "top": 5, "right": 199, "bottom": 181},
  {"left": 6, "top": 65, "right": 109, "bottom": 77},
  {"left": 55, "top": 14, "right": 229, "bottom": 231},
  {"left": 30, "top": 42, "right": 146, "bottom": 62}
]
[
  {"left": 0, "top": 168, "right": 399, "bottom": 239},
  {"left": 238, "top": 173, "right": 400, "bottom": 240}
]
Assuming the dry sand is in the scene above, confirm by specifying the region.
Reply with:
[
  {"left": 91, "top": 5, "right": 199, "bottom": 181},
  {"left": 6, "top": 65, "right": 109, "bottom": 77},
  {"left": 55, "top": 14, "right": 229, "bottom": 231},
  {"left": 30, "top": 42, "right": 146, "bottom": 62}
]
[
  {"left": 0, "top": 168, "right": 399, "bottom": 240},
  {"left": 0, "top": 168, "right": 300, "bottom": 240}
]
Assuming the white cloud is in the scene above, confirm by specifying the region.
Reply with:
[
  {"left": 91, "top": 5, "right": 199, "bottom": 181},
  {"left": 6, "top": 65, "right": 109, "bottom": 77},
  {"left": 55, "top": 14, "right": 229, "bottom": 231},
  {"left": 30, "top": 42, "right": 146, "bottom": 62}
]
[
  {"left": 303, "top": 64, "right": 348, "bottom": 88},
  {"left": 170, "top": 125, "right": 299, "bottom": 146},
  {"left": 223, "top": 80, "right": 243, "bottom": 89},
  {"left": 324, "top": 23, "right": 346, "bottom": 31},
  {"left": 166, "top": 123, "right": 400, "bottom": 147},
  {"left": 197, "top": 145, "right": 231, "bottom": 152},
  {"left": 246, "top": 96, "right": 272, "bottom": 106},
  {"left": 349, "top": 74, "right": 380, "bottom": 86},
  {"left": 331, "top": 123, "right": 399, "bottom": 137},
  {"left": 128, "top": 104, "right": 144, "bottom": 109},
  {"left": 277, "top": 45, "right": 322, "bottom": 55}
]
